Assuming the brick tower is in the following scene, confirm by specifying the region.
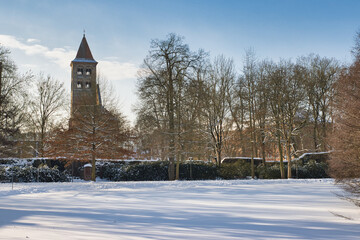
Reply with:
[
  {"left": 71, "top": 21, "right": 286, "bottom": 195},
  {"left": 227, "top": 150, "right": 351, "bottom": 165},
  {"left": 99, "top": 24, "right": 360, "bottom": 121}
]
[{"left": 70, "top": 34, "right": 101, "bottom": 127}]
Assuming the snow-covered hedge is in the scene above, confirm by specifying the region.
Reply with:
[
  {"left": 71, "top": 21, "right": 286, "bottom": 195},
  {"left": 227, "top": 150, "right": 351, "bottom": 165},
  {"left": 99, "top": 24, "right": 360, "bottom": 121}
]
[
  {"left": 257, "top": 160, "right": 329, "bottom": 179},
  {"left": 294, "top": 160, "right": 329, "bottom": 178},
  {"left": 0, "top": 165, "right": 70, "bottom": 183},
  {"left": 100, "top": 161, "right": 217, "bottom": 181},
  {"left": 219, "top": 161, "right": 251, "bottom": 179},
  {"left": 99, "top": 160, "right": 329, "bottom": 181},
  {"left": 0, "top": 158, "right": 329, "bottom": 182},
  {"left": 100, "top": 161, "right": 168, "bottom": 181},
  {"left": 180, "top": 162, "right": 217, "bottom": 180}
]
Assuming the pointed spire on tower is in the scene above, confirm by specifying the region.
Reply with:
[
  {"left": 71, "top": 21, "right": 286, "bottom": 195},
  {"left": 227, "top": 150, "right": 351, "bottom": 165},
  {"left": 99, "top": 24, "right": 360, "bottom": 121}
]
[{"left": 73, "top": 32, "right": 96, "bottom": 62}]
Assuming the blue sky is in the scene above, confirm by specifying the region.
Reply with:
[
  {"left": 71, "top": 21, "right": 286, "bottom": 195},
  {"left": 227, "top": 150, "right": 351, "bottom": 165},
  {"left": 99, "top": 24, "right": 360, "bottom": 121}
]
[{"left": 1, "top": 0, "right": 360, "bottom": 124}]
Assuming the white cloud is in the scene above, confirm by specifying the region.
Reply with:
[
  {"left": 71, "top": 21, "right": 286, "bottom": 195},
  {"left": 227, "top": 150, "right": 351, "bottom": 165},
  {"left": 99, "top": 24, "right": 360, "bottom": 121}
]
[
  {"left": 0, "top": 34, "right": 75, "bottom": 70},
  {"left": 98, "top": 60, "right": 138, "bottom": 81},
  {"left": 21, "top": 63, "right": 39, "bottom": 69},
  {"left": 26, "top": 38, "right": 40, "bottom": 43},
  {"left": 0, "top": 34, "right": 139, "bottom": 81}
]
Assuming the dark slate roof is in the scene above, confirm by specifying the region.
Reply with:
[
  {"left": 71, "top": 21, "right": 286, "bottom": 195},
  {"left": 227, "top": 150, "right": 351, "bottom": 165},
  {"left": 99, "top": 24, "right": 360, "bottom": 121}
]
[{"left": 73, "top": 35, "right": 97, "bottom": 63}]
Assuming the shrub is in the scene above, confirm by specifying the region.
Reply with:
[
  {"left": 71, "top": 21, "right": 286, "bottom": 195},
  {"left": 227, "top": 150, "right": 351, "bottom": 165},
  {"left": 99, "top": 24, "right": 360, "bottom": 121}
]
[
  {"left": 121, "top": 161, "right": 168, "bottom": 181},
  {"left": 219, "top": 161, "right": 251, "bottom": 179},
  {"left": 100, "top": 161, "right": 168, "bottom": 181},
  {"left": 257, "top": 163, "right": 282, "bottom": 179},
  {"left": 0, "top": 166, "right": 70, "bottom": 183},
  {"left": 292, "top": 160, "right": 329, "bottom": 178},
  {"left": 180, "top": 162, "right": 217, "bottom": 180}
]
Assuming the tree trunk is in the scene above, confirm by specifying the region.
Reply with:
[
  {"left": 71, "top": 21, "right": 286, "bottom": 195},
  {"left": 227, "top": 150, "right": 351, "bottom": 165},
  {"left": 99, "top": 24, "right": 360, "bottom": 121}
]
[
  {"left": 321, "top": 113, "right": 327, "bottom": 151},
  {"left": 176, "top": 153, "right": 180, "bottom": 180},
  {"left": 277, "top": 130, "right": 285, "bottom": 179},
  {"left": 168, "top": 76, "right": 176, "bottom": 180},
  {"left": 248, "top": 94, "right": 255, "bottom": 178},
  {"left": 312, "top": 105, "right": 319, "bottom": 151},
  {"left": 251, "top": 149, "right": 255, "bottom": 179},
  {"left": 40, "top": 124, "right": 45, "bottom": 157},
  {"left": 313, "top": 119, "right": 318, "bottom": 150},
  {"left": 286, "top": 140, "right": 292, "bottom": 178},
  {"left": 216, "top": 148, "right": 221, "bottom": 168},
  {"left": 260, "top": 127, "right": 267, "bottom": 177},
  {"left": 261, "top": 129, "right": 266, "bottom": 165},
  {"left": 91, "top": 143, "right": 96, "bottom": 181},
  {"left": 168, "top": 161, "right": 175, "bottom": 180},
  {"left": 91, "top": 119, "right": 96, "bottom": 181}
]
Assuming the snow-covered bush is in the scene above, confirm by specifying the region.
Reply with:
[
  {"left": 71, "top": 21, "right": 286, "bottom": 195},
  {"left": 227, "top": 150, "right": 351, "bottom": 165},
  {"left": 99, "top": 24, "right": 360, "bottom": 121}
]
[
  {"left": 180, "top": 162, "right": 217, "bottom": 180},
  {"left": 294, "top": 160, "right": 329, "bottom": 178},
  {"left": 220, "top": 161, "right": 252, "bottom": 179},
  {"left": 0, "top": 166, "right": 70, "bottom": 183},
  {"left": 100, "top": 161, "right": 168, "bottom": 181},
  {"left": 257, "top": 161, "right": 329, "bottom": 179},
  {"left": 0, "top": 166, "right": 9, "bottom": 182},
  {"left": 100, "top": 162, "right": 126, "bottom": 181},
  {"left": 257, "top": 163, "right": 284, "bottom": 179},
  {"left": 100, "top": 161, "right": 217, "bottom": 181},
  {"left": 123, "top": 161, "right": 169, "bottom": 181}
]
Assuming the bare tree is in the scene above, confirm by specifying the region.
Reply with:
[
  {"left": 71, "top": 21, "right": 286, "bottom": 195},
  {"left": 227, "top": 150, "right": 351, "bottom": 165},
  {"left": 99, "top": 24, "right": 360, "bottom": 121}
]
[
  {"left": 255, "top": 60, "right": 271, "bottom": 165},
  {"left": 329, "top": 59, "right": 360, "bottom": 180},
  {"left": 282, "top": 62, "right": 306, "bottom": 178},
  {"left": 0, "top": 47, "right": 32, "bottom": 157},
  {"left": 46, "top": 104, "right": 131, "bottom": 181},
  {"left": 76, "top": 106, "right": 129, "bottom": 181},
  {"left": 27, "top": 73, "right": 67, "bottom": 156},
  {"left": 136, "top": 33, "right": 205, "bottom": 180},
  {"left": 242, "top": 50, "right": 258, "bottom": 178},
  {"left": 299, "top": 54, "right": 339, "bottom": 151},
  {"left": 202, "top": 55, "right": 235, "bottom": 167},
  {"left": 45, "top": 73, "right": 131, "bottom": 181},
  {"left": 267, "top": 61, "right": 287, "bottom": 179},
  {"left": 326, "top": 31, "right": 360, "bottom": 210},
  {"left": 328, "top": 55, "right": 360, "bottom": 209},
  {"left": 229, "top": 75, "right": 247, "bottom": 156}
]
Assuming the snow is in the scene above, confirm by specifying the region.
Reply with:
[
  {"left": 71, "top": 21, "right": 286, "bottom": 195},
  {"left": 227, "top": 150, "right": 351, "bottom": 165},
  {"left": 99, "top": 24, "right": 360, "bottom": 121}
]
[
  {"left": 292, "top": 151, "right": 330, "bottom": 161},
  {"left": 0, "top": 179, "right": 359, "bottom": 239}
]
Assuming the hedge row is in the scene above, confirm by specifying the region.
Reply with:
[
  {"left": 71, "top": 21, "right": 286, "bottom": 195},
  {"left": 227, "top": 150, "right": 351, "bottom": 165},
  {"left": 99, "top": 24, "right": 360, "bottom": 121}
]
[
  {"left": 0, "top": 165, "right": 70, "bottom": 182},
  {"left": 100, "top": 161, "right": 169, "bottom": 181},
  {"left": 0, "top": 159, "right": 329, "bottom": 182},
  {"left": 256, "top": 160, "right": 330, "bottom": 179},
  {"left": 99, "top": 161, "right": 218, "bottom": 181},
  {"left": 99, "top": 160, "right": 329, "bottom": 181}
]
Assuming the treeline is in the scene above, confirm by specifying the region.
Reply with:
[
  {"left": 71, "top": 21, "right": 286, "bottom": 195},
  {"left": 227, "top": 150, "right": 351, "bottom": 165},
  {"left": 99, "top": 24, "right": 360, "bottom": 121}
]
[{"left": 135, "top": 33, "right": 340, "bottom": 180}]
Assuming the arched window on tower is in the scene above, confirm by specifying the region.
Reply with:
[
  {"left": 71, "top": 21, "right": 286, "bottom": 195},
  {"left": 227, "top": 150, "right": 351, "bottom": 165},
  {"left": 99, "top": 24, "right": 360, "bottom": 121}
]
[
  {"left": 77, "top": 81, "right": 82, "bottom": 88},
  {"left": 77, "top": 68, "right": 83, "bottom": 75},
  {"left": 85, "top": 82, "right": 91, "bottom": 88},
  {"left": 86, "top": 68, "right": 91, "bottom": 76}
]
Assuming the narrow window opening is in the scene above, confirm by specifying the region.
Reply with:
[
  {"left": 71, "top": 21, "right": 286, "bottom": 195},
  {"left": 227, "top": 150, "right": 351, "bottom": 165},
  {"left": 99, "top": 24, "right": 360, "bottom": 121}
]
[
  {"left": 77, "top": 81, "right": 82, "bottom": 88},
  {"left": 85, "top": 82, "right": 91, "bottom": 88},
  {"left": 86, "top": 69, "right": 91, "bottom": 75},
  {"left": 77, "top": 68, "right": 83, "bottom": 75}
]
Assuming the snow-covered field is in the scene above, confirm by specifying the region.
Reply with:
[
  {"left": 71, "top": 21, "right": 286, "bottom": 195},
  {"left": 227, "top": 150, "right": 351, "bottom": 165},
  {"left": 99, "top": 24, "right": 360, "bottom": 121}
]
[{"left": 0, "top": 179, "right": 359, "bottom": 240}]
